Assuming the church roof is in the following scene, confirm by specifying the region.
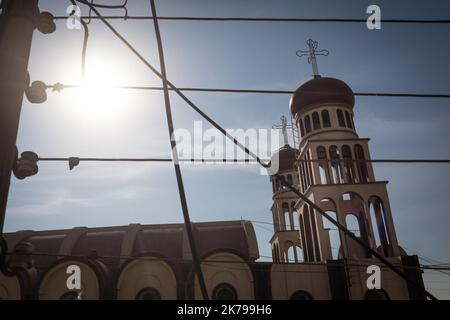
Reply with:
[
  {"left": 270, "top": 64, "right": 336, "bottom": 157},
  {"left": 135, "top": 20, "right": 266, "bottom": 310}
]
[
  {"left": 3, "top": 220, "right": 260, "bottom": 277},
  {"left": 290, "top": 76, "right": 355, "bottom": 117},
  {"left": 269, "top": 144, "right": 298, "bottom": 174}
]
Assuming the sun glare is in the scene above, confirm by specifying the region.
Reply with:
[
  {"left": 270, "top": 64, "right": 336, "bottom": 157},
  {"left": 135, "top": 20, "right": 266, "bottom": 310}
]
[{"left": 72, "top": 60, "right": 129, "bottom": 127}]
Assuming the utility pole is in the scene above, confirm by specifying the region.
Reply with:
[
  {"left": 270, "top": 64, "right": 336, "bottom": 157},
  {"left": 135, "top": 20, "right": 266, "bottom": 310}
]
[{"left": 0, "top": 0, "right": 40, "bottom": 233}]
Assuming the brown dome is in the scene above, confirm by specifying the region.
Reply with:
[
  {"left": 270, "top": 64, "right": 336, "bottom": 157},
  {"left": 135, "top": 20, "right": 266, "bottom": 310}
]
[
  {"left": 270, "top": 144, "right": 298, "bottom": 174},
  {"left": 290, "top": 76, "right": 354, "bottom": 117}
]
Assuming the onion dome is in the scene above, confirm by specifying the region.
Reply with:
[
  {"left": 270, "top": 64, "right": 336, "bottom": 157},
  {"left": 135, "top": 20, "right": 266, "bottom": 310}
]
[
  {"left": 269, "top": 144, "right": 298, "bottom": 174},
  {"left": 290, "top": 76, "right": 354, "bottom": 117}
]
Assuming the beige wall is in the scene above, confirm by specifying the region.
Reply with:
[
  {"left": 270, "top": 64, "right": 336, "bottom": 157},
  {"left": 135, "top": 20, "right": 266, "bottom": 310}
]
[
  {"left": 39, "top": 261, "right": 100, "bottom": 300},
  {"left": 271, "top": 263, "right": 332, "bottom": 299},
  {"left": 116, "top": 259, "right": 177, "bottom": 300},
  {"left": 194, "top": 252, "right": 254, "bottom": 300},
  {"left": 346, "top": 258, "right": 410, "bottom": 300}
]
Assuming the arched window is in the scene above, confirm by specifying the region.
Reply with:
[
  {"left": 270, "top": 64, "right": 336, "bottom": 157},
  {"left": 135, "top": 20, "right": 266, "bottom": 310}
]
[
  {"left": 340, "top": 192, "right": 371, "bottom": 258},
  {"left": 320, "top": 198, "right": 341, "bottom": 260},
  {"left": 295, "top": 246, "right": 304, "bottom": 262},
  {"left": 346, "top": 214, "right": 361, "bottom": 237},
  {"left": 312, "top": 112, "right": 321, "bottom": 130},
  {"left": 290, "top": 290, "right": 314, "bottom": 300},
  {"left": 135, "top": 287, "right": 161, "bottom": 300},
  {"left": 306, "top": 151, "right": 314, "bottom": 186},
  {"left": 292, "top": 207, "right": 300, "bottom": 230},
  {"left": 285, "top": 210, "right": 291, "bottom": 230},
  {"left": 354, "top": 144, "right": 369, "bottom": 182},
  {"left": 286, "top": 241, "right": 297, "bottom": 263},
  {"left": 345, "top": 110, "right": 353, "bottom": 129},
  {"left": 342, "top": 145, "right": 356, "bottom": 183},
  {"left": 369, "top": 197, "right": 391, "bottom": 256},
  {"left": 329, "top": 146, "right": 343, "bottom": 184},
  {"left": 337, "top": 109, "right": 345, "bottom": 127},
  {"left": 304, "top": 115, "right": 311, "bottom": 133},
  {"left": 274, "top": 244, "right": 280, "bottom": 262},
  {"left": 59, "top": 291, "right": 81, "bottom": 300},
  {"left": 317, "top": 146, "right": 329, "bottom": 184},
  {"left": 299, "top": 118, "right": 305, "bottom": 137},
  {"left": 282, "top": 202, "right": 289, "bottom": 230},
  {"left": 212, "top": 283, "right": 238, "bottom": 300},
  {"left": 321, "top": 110, "right": 331, "bottom": 127}
]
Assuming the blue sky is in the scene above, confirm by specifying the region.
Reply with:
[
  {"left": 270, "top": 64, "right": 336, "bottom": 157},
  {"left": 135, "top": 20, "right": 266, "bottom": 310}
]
[{"left": 4, "top": 0, "right": 450, "bottom": 298}]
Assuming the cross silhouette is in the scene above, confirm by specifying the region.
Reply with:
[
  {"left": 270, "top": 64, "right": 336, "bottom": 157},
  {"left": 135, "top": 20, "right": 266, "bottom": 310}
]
[
  {"left": 296, "top": 39, "right": 329, "bottom": 77},
  {"left": 272, "top": 115, "right": 295, "bottom": 146}
]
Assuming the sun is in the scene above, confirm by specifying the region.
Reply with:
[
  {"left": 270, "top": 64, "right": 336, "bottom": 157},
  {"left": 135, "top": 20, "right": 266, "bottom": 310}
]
[{"left": 72, "top": 59, "right": 129, "bottom": 127}]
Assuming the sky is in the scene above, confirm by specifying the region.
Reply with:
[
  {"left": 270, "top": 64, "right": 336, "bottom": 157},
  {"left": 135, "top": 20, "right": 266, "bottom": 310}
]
[{"left": 4, "top": 0, "right": 450, "bottom": 298}]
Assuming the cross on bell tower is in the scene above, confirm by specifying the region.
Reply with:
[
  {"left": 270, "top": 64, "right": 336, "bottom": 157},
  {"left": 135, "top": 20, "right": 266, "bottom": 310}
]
[
  {"left": 296, "top": 39, "right": 329, "bottom": 78},
  {"left": 272, "top": 115, "right": 299, "bottom": 148}
]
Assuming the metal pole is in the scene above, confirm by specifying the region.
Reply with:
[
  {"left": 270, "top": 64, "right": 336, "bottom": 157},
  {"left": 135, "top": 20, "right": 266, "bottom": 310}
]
[
  {"left": 0, "top": 0, "right": 39, "bottom": 234},
  {"left": 149, "top": 0, "right": 209, "bottom": 300}
]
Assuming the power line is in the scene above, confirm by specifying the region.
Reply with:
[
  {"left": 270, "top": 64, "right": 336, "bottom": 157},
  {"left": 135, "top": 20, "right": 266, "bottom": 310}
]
[
  {"left": 52, "top": 15, "right": 450, "bottom": 24},
  {"left": 148, "top": 0, "right": 208, "bottom": 300},
  {"left": 35, "top": 157, "right": 450, "bottom": 164},
  {"left": 402, "top": 245, "right": 450, "bottom": 277},
  {"left": 7, "top": 250, "right": 450, "bottom": 273},
  {"left": 47, "top": 83, "right": 450, "bottom": 99},
  {"left": 251, "top": 219, "right": 359, "bottom": 232},
  {"left": 0, "top": 250, "right": 428, "bottom": 268},
  {"left": 37, "top": 157, "right": 266, "bottom": 163}
]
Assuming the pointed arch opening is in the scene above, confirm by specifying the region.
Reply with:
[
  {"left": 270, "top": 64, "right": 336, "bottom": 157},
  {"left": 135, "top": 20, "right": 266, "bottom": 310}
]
[
  {"left": 312, "top": 112, "right": 321, "bottom": 130},
  {"left": 369, "top": 196, "right": 391, "bottom": 256},
  {"left": 286, "top": 241, "right": 298, "bottom": 263},
  {"left": 339, "top": 192, "right": 371, "bottom": 258},
  {"left": 292, "top": 202, "right": 300, "bottom": 230},
  {"left": 320, "top": 198, "right": 341, "bottom": 260},
  {"left": 317, "top": 146, "right": 329, "bottom": 184},
  {"left": 329, "top": 145, "right": 343, "bottom": 184},
  {"left": 337, "top": 109, "right": 345, "bottom": 127},
  {"left": 355, "top": 144, "right": 369, "bottom": 183},
  {"left": 321, "top": 110, "right": 331, "bottom": 127},
  {"left": 342, "top": 144, "right": 357, "bottom": 183},
  {"left": 304, "top": 115, "right": 312, "bottom": 133},
  {"left": 345, "top": 110, "right": 353, "bottom": 129},
  {"left": 299, "top": 118, "right": 305, "bottom": 137}
]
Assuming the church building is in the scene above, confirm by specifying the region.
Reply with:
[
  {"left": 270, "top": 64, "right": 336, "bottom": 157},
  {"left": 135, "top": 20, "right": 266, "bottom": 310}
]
[{"left": 0, "top": 72, "right": 426, "bottom": 300}]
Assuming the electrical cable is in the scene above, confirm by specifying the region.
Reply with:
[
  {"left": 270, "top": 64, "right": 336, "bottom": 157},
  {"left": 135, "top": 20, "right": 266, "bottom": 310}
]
[
  {"left": 69, "top": 0, "right": 89, "bottom": 78},
  {"left": 35, "top": 157, "right": 450, "bottom": 165},
  {"left": 51, "top": 15, "right": 450, "bottom": 24},
  {"left": 5, "top": 249, "right": 449, "bottom": 272},
  {"left": 148, "top": 0, "right": 208, "bottom": 300},
  {"left": 47, "top": 83, "right": 450, "bottom": 99}
]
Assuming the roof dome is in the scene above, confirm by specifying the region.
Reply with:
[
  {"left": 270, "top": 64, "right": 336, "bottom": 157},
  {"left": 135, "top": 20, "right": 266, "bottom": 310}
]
[
  {"left": 290, "top": 76, "right": 354, "bottom": 117},
  {"left": 270, "top": 144, "right": 298, "bottom": 174}
]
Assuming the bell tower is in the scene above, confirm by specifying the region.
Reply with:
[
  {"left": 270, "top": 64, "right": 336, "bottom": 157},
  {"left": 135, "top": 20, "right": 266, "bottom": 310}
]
[
  {"left": 269, "top": 144, "right": 303, "bottom": 263},
  {"left": 269, "top": 114, "right": 304, "bottom": 263},
  {"left": 289, "top": 74, "right": 401, "bottom": 261}
]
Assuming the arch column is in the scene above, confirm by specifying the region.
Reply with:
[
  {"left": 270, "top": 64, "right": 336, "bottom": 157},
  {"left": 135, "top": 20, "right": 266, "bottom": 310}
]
[{"left": 335, "top": 205, "right": 350, "bottom": 259}]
